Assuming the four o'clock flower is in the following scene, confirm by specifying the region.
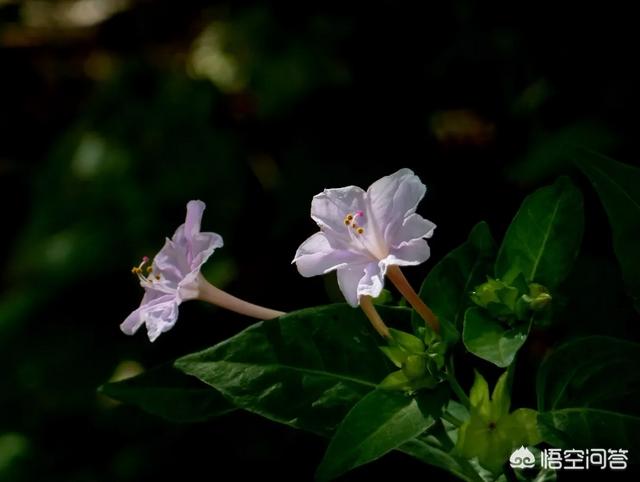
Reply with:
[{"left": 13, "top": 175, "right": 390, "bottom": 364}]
[
  {"left": 122, "top": 200, "right": 285, "bottom": 342},
  {"left": 293, "top": 168, "right": 440, "bottom": 336}
]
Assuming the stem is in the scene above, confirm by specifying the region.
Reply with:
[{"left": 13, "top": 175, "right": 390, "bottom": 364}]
[
  {"left": 386, "top": 265, "right": 440, "bottom": 334},
  {"left": 359, "top": 295, "right": 391, "bottom": 339},
  {"left": 197, "top": 277, "right": 285, "bottom": 320},
  {"left": 446, "top": 359, "right": 470, "bottom": 409},
  {"left": 441, "top": 411, "right": 464, "bottom": 428}
]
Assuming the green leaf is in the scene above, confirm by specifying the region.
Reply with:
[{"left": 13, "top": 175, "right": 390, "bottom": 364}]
[
  {"left": 495, "top": 176, "right": 584, "bottom": 288},
  {"left": 175, "top": 304, "right": 409, "bottom": 436},
  {"left": 378, "top": 369, "right": 412, "bottom": 390},
  {"left": 417, "top": 221, "right": 496, "bottom": 334},
  {"left": 463, "top": 307, "right": 530, "bottom": 367},
  {"left": 99, "top": 364, "right": 235, "bottom": 422},
  {"left": 316, "top": 387, "right": 448, "bottom": 480},
  {"left": 379, "top": 346, "right": 405, "bottom": 368},
  {"left": 538, "top": 409, "right": 640, "bottom": 455},
  {"left": 400, "top": 433, "right": 485, "bottom": 482},
  {"left": 388, "top": 327, "right": 425, "bottom": 354},
  {"left": 575, "top": 153, "right": 640, "bottom": 312},
  {"left": 536, "top": 336, "right": 640, "bottom": 415}
]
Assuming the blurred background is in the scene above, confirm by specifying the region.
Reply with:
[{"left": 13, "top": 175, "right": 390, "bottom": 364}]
[{"left": 1, "top": 1, "right": 639, "bottom": 480}]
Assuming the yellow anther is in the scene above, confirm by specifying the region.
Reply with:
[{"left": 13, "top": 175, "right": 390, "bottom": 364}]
[
  {"left": 344, "top": 219, "right": 351, "bottom": 225},
  {"left": 131, "top": 267, "right": 138, "bottom": 274},
  {"left": 357, "top": 227, "right": 364, "bottom": 234},
  {"left": 346, "top": 214, "right": 354, "bottom": 221},
  {"left": 146, "top": 266, "right": 153, "bottom": 273},
  {"left": 155, "top": 275, "right": 161, "bottom": 280}
]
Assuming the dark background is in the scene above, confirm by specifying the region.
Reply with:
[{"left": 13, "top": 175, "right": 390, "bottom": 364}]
[{"left": 1, "top": 1, "right": 639, "bottom": 480}]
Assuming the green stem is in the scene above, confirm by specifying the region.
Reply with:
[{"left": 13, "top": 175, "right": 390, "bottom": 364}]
[
  {"left": 441, "top": 411, "right": 464, "bottom": 428},
  {"left": 446, "top": 359, "right": 470, "bottom": 409}
]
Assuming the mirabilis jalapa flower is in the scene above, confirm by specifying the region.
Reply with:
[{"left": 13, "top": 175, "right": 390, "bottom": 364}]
[
  {"left": 293, "top": 168, "right": 440, "bottom": 336},
  {"left": 122, "top": 200, "right": 284, "bottom": 342}
]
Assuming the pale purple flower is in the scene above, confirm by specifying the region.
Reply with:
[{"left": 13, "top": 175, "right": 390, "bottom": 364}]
[
  {"left": 121, "top": 200, "right": 223, "bottom": 342},
  {"left": 293, "top": 168, "right": 436, "bottom": 307}
]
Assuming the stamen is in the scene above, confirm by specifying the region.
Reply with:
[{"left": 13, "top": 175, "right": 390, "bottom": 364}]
[
  {"left": 130, "top": 256, "right": 154, "bottom": 283},
  {"left": 356, "top": 227, "right": 364, "bottom": 234},
  {"left": 344, "top": 219, "right": 351, "bottom": 225}
]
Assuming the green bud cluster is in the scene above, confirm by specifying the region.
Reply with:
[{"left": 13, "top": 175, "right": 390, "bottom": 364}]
[
  {"left": 377, "top": 327, "right": 447, "bottom": 393},
  {"left": 470, "top": 274, "right": 551, "bottom": 323}
]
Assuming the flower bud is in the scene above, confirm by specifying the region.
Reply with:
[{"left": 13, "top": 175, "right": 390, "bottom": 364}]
[{"left": 402, "top": 355, "right": 427, "bottom": 380}]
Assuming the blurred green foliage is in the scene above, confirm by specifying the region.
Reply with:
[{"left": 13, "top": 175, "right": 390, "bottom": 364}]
[{"left": 1, "top": 1, "right": 639, "bottom": 480}]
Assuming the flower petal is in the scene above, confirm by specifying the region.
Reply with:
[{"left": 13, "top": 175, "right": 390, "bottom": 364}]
[
  {"left": 336, "top": 262, "right": 386, "bottom": 307},
  {"left": 367, "top": 168, "right": 427, "bottom": 243},
  {"left": 120, "top": 291, "right": 177, "bottom": 340},
  {"left": 189, "top": 232, "right": 223, "bottom": 272},
  {"left": 185, "top": 200, "right": 206, "bottom": 240},
  {"left": 357, "top": 261, "right": 386, "bottom": 299},
  {"left": 311, "top": 186, "right": 366, "bottom": 242},
  {"left": 337, "top": 264, "right": 367, "bottom": 307},
  {"left": 388, "top": 213, "right": 436, "bottom": 248},
  {"left": 153, "top": 238, "right": 191, "bottom": 287},
  {"left": 293, "top": 232, "right": 367, "bottom": 277},
  {"left": 384, "top": 238, "right": 431, "bottom": 267},
  {"left": 143, "top": 297, "right": 180, "bottom": 342}
]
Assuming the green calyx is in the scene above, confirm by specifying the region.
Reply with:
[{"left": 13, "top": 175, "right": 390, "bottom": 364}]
[
  {"left": 455, "top": 370, "right": 541, "bottom": 473},
  {"left": 471, "top": 275, "right": 552, "bottom": 322},
  {"left": 378, "top": 327, "right": 446, "bottom": 392}
]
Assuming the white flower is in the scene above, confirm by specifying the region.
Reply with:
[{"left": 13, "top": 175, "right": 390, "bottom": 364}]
[
  {"left": 121, "top": 200, "right": 223, "bottom": 342},
  {"left": 293, "top": 168, "right": 436, "bottom": 307}
]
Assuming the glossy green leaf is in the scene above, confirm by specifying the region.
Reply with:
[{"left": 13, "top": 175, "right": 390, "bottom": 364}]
[
  {"left": 316, "top": 386, "right": 448, "bottom": 480},
  {"left": 538, "top": 409, "right": 640, "bottom": 455},
  {"left": 495, "top": 177, "right": 584, "bottom": 288},
  {"left": 536, "top": 336, "right": 640, "bottom": 415},
  {"left": 462, "top": 307, "right": 530, "bottom": 367},
  {"left": 175, "top": 305, "right": 408, "bottom": 436},
  {"left": 417, "top": 221, "right": 495, "bottom": 334},
  {"left": 100, "top": 364, "right": 235, "bottom": 422},
  {"left": 576, "top": 153, "right": 640, "bottom": 312}
]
